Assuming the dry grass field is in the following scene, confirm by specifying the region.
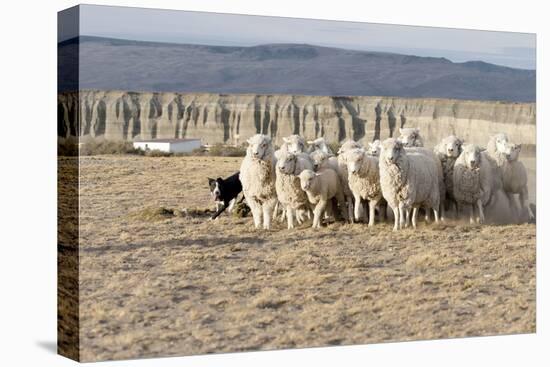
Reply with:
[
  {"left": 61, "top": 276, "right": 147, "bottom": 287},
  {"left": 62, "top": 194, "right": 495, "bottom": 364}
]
[{"left": 69, "top": 155, "right": 536, "bottom": 361}]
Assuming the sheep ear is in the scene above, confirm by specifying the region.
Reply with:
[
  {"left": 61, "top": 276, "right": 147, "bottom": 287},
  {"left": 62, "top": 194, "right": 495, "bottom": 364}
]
[
  {"left": 399, "top": 128, "right": 403, "bottom": 134},
  {"left": 315, "top": 173, "right": 322, "bottom": 177},
  {"left": 307, "top": 140, "right": 314, "bottom": 144},
  {"left": 517, "top": 144, "right": 522, "bottom": 150},
  {"left": 246, "top": 137, "right": 253, "bottom": 144},
  {"left": 282, "top": 137, "right": 289, "bottom": 143},
  {"left": 414, "top": 128, "right": 420, "bottom": 133}
]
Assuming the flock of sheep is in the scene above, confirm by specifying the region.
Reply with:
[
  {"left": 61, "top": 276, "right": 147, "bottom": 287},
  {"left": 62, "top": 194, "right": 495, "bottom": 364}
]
[{"left": 239, "top": 127, "right": 534, "bottom": 231}]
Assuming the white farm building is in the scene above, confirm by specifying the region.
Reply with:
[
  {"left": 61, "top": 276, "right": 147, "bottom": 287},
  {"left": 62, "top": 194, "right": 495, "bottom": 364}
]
[{"left": 133, "top": 138, "right": 201, "bottom": 153}]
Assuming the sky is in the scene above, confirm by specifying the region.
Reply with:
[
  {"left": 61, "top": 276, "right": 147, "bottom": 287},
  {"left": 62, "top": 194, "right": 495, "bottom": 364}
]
[{"left": 59, "top": 4, "right": 536, "bottom": 70}]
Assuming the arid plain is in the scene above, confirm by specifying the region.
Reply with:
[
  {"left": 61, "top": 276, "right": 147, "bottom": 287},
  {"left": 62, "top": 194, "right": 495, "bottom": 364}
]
[{"left": 68, "top": 155, "right": 536, "bottom": 361}]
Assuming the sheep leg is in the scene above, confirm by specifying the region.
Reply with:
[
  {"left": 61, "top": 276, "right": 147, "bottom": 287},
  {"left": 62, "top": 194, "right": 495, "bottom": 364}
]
[
  {"left": 439, "top": 202, "right": 445, "bottom": 222},
  {"left": 353, "top": 193, "right": 363, "bottom": 222},
  {"left": 398, "top": 202, "right": 406, "bottom": 229},
  {"left": 424, "top": 207, "right": 430, "bottom": 223},
  {"left": 312, "top": 200, "right": 327, "bottom": 229},
  {"left": 336, "top": 191, "right": 350, "bottom": 223},
  {"left": 262, "top": 200, "right": 275, "bottom": 230},
  {"left": 368, "top": 199, "right": 378, "bottom": 227},
  {"left": 347, "top": 196, "right": 354, "bottom": 223},
  {"left": 226, "top": 198, "right": 236, "bottom": 214},
  {"left": 476, "top": 199, "right": 485, "bottom": 224},
  {"left": 286, "top": 207, "right": 295, "bottom": 229},
  {"left": 411, "top": 207, "right": 418, "bottom": 228},
  {"left": 391, "top": 205, "right": 400, "bottom": 231},
  {"left": 272, "top": 201, "right": 279, "bottom": 220},
  {"left": 469, "top": 204, "right": 475, "bottom": 224},
  {"left": 433, "top": 206, "right": 440, "bottom": 224},
  {"left": 249, "top": 199, "right": 263, "bottom": 229},
  {"left": 520, "top": 186, "right": 534, "bottom": 221}
]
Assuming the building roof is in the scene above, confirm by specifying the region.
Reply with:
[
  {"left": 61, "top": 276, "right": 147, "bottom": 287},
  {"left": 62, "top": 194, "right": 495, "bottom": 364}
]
[{"left": 133, "top": 138, "right": 201, "bottom": 143}]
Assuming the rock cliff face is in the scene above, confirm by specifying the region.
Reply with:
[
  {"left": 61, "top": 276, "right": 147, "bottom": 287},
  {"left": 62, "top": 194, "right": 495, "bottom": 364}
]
[{"left": 58, "top": 90, "right": 536, "bottom": 148}]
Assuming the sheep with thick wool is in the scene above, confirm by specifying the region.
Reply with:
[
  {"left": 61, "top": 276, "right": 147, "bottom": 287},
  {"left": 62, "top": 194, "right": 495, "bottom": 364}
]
[
  {"left": 336, "top": 140, "right": 363, "bottom": 219},
  {"left": 379, "top": 138, "right": 440, "bottom": 230},
  {"left": 240, "top": 134, "right": 277, "bottom": 230},
  {"left": 344, "top": 148, "right": 383, "bottom": 226},
  {"left": 453, "top": 144, "right": 493, "bottom": 224},
  {"left": 434, "top": 135, "right": 464, "bottom": 217},
  {"left": 501, "top": 143, "right": 534, "bottom": 221},
  {"left": 298, "top": 169, "right": 348, "bottom": 228},
  {"left": 275, "top": 152, "right": 314, "bottom": 229},
  {"left": 397, "top": 127, "right": 424, "bottom": 147}
]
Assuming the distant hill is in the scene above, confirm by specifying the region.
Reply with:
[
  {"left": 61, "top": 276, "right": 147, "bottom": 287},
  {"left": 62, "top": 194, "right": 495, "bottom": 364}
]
[{"left": 58, "top": 36, "right": 536, "bottom": 102}]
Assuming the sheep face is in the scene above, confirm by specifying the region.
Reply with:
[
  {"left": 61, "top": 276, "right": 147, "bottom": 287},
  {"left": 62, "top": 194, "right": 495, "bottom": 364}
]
[
  {"left": 310, "top": 150, "right": 328, "bottom": 170},
  {"left": 307, "top": 137, "right": 325, "bottom": 150},
  {"left": 398, "top": 127, "right": 422, "bottom": 147},
  {"left": 492, "top": 133, "right": 510, "bottom": 154},
  {"left": 337, "top": 140, "right": 362, "bottom": 154},
  {"left": 462, "top": 144, "right": 482, "bottom": 169},
  {"left": 247, "top": 134, "right": 271, "bottom": 160},
  {"left": 298, "top": 169, "right": 317, "bottom": 191},
  {"left": 440, "top": 135, "right": 463, "bottom": 158},
  {"left": 277, "top": 153, "right": 298, "bottom": 174},
  {"left": 346, "top": 150, "right": 365, "bottom": 174},
  {"left": 283, "top": 135, "right": 305, "bottom": 154},
  {"left": 504, "top": 143, "right": 522, "bottom": 162},
  {"left": 367, "top": 140, "right": 381, "bottom": 156},
  {"left": 380, "top": 138, "right": 404, "bottom": 165}
]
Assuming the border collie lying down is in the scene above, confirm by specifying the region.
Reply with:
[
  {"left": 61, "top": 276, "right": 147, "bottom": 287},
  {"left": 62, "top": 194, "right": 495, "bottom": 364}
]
[{"left": 208, "top": 171, "right": 243, "bottom": 220}]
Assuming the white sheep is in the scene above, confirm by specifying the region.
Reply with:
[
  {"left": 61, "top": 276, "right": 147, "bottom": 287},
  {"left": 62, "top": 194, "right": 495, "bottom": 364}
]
[
  {"left": 379, "top": 138, "right": 440, "bottom": 230},
  {"left": 298, "top": 169, "right": 348, "bottom": 228},
  {"left": 501, "top": 143, "right": 534, "bottom": 221},
  {"left": 344, "top": 148, "right": 383, "bottom": 226},
  {"left": 434, "top": 135, "right": 464, "bottom": 217},
  {"left": 336, "top": 140, "right": 363, "bottom": 220},
  {"left": 397, "top": 127, "right": 424, "bottom": 147},
  {"left": 453, "top": 144, "right": 490, "bottom": 224},
  {"left": 240, "top": 134, "right": 277, "bottom": 229},
  {"left": 307, "top": 137, "right": 334, "bottom": 155},
  {"left": 367, "top": 140, "right": 382, "bottom": 156},
  {"left": 275, "top": 152, "right": 314, "bottom": 229},
  {"left": 486, "top": 133, "right": 510, "bottom": 169}
]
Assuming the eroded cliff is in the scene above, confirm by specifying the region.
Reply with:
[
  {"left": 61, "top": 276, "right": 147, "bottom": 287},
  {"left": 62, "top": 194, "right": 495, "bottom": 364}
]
[{"left": 58, "top": 90, "right": 536, "bottom": 147}]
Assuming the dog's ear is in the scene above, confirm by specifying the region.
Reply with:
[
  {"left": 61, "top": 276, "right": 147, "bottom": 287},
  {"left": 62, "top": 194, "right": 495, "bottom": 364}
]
[
  {"left": 208, "top": 178, "right": 215, "bottom": 184},
  {"left": 216, "top": 177, "right": 224, "bottom": 183}
]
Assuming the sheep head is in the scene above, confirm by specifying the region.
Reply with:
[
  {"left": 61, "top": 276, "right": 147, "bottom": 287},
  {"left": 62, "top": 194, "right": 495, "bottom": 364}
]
[
  {"left": 282, "top": 135, "right": 306, "bottom": 154},
  {"left": 247, "top": 134, "right": 272, "bottom": 161},
  {"left": 345, "top": 149, "right": 366, "bottom": 174},
  {"left": 298, "top": 169, "right": 317, "bottom": 191},
  {"left": 277, "top": 152, "right": 298, "bottom": 174},
  {"left": 310, "top": 150, "right": 329, "bottom": 171},
  {"left": 380, "top": 138, "right": 404, "bottom": 165},
  {"left": 503, "top": 143, "right": 522, "bottom": 162},
  {"left": 488, "top": 133, "right": 510, "bottom": 156},
  {"left": 438, "top": 135, "right": 463, "bottom": 158},
  {"left": 337, "top": 140, "right": 362, "bottom": 155},
  {"left": 398, "top": 127, "right": 423, "bottom": 147},
  {"left": 367, "top": 140, "right": 382, "bottom": 156},
  {"left": 460, "top": 144, "right": 482, "bottom": 170}
]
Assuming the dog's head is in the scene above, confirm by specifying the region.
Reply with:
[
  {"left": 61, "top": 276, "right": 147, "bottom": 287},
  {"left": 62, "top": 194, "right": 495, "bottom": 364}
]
[{"left": 208, "top": 177, "right": 224, "bottom": 201}]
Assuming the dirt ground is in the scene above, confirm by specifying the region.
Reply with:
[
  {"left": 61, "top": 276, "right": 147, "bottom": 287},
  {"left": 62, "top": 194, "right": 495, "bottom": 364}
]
[{"left": 71, "top": 156, "right": 536, "bottom": 362}]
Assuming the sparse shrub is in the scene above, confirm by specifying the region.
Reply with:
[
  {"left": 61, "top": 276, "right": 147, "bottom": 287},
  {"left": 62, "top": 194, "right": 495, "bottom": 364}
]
[
  {"left": 207, "top": 143, "right": 247, "bottom": 157},
  {"left": 79, "top": 140, "right": 142, "bottom": 156}
]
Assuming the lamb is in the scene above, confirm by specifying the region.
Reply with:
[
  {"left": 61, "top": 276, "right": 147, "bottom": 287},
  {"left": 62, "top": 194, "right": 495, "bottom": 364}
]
[
  {"left": 367, "top": 140, "right": 382, "bottom": 156},
  {"left": 397, "top": 127, "right": 424, "bottom": 147},
  {"left": 310, "top": 149, "right": 339, "bottom": 172},
  {"left": 298, "top": 169, "right": 348, "bottom": 228},
  {"left": 344, "top": 148, "right": 383, "bottom": 226},
  {"left": 239, "top": 134, "right": 278, "bottom": 229},
  {"left": 433, "top": 135, "right": 464, "bottom": 217},
  {"left": 307, "top": 137, "right": 334, "bottom": 155},
  {"left": 379, "top": 138, "right": 440, "bottom": 231},
  {"left": 275, "top": 152, "right": 314, "bottom": 229},
  {"left": 501, "top": 143, "right": 534, "bottom": 221},
  {"left": 453, "top": 144, "right": 488, "bottom": 224}
]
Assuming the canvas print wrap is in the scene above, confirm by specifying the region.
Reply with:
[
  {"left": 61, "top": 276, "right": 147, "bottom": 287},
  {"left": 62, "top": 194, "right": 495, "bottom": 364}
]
[{"left": 58, "top": 5, "right": 536, "bottom": 362}]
